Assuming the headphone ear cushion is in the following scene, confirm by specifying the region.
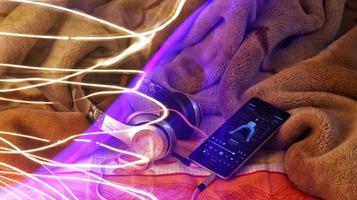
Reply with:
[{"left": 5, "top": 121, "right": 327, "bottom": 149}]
[
  {"left": 126, "top": 112, "right": 176, "bottom": 155},
  {"left": 170, "top": 92, "right": 197, "bottom": 125}
]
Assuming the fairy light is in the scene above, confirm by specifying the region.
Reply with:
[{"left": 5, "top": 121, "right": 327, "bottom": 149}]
[{"left": 0, "top": 0, "right": 189, "bottom": 199}]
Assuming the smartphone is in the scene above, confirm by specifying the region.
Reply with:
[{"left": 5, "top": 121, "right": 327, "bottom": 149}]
[{"left": 189, "top": 98, "right": 290, "bottom": 179}]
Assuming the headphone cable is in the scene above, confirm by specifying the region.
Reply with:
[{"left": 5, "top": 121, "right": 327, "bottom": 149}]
[
  {"left": 166, "top": 109, "right": 207, "bottom": 138},
  {"left": 191, "top": 173, "right": 216, "bottom": 200},
  {"left": 165, "top": 109, "right": 218, "bottom": 199},
  {"left": 170, "top": 151, "right": 192, "bottom": 166}
]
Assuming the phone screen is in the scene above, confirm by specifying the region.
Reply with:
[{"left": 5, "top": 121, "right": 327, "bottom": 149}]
[{"left": 189, "top": 98, "right": 290, "bottom": 179}]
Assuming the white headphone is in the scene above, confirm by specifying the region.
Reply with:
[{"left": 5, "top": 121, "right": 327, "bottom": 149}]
[{"left": 74, "top": 74, "right": 202, "bottom": 161}]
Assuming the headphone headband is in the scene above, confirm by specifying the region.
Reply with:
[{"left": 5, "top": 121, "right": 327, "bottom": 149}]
[
  {"left": 73, "top": 74, "right": 202, "bottom": 161},
  {"left": 73, "top": 72, "right": 136, "bottom": 122}
]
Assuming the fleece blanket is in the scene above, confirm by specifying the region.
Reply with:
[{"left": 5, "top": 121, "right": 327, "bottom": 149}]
[
  {"left": 129, "top": 1, "right": 356, "bottom": 200},
  {"left": 0, "top": 0, "right": 354, "bottom": 200},
  {"left": 0, "top": 0, "right": 203, "bottom": 171}
]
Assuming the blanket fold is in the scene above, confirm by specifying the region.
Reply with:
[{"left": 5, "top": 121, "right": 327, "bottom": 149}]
[
  {"left": 130, "top": 1, "right": 355, "bottom": 199},
  {"left": 0, "top": 0, "right": 355, "bottom": 199},
  {"left": 0, "top": 0, "right": 203, "bottom": 179},
  {"left": 244, "top": 26, "right": 357, "bottom": 200}
]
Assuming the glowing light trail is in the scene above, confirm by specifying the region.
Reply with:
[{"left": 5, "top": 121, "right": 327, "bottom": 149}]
[
  {"left": 0, "top": 179, "right": 25, "bottom": 200},
  {"left": 0, "top": 135, "right": 157, "bottom": 200},
  {"left": 1, "top": 0, "right": 185, "bottom": 41},
  {"left": 0, "top": 174, "right": 58, "bottom": 200}
]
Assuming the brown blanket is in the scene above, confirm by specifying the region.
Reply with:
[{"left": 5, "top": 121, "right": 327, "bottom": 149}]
[
  {"left": 0, "top": 0, "right": 203, "bottom": 175},
  {"left": 129, "top": 1, "right": 356, "bottom": 200},
  {"left": 244, "top": 26, "right": 357, "bottom": 200},
  {"left": 0, "top": 0, "right": 356, "bottom": 200}
]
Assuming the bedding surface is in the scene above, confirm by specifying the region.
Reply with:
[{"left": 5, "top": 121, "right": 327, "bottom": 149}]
[{"left": 0, "top": 0, "right": 355, "bottom": 200}]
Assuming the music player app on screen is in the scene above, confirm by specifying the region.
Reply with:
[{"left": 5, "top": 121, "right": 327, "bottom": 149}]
[{"left": 189, "top": 98, "right": 290, "bottom": 179}]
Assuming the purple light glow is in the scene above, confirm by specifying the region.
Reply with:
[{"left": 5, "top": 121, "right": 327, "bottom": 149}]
[{"left": 53, "top": 0, "right": 212, "bottom": 166}]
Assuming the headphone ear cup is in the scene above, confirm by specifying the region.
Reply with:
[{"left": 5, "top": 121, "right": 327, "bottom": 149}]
[
  {"left": 137, "top": 80, "right": 201, "bottom": 140},
  {"left": 171, "top": 92, "right": 201, "bottom": 126},
  {"left": 166, "top": 92, "right": 202, "bottom": 140},
  {"left": 126, "top": 113, "right": 176, "bottom": 160}
]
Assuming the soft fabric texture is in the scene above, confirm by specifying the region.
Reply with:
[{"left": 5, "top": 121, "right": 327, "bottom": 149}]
[
  {"left": 0, "top": 0, "right": 355, "bottom": 200},
  {"left": 244, "top": 27, "right": 357, "bottom": 200},
  {"left": 0, "top": 0, "right": 204, "bottom": 110},
  {"left": 145, "top": 0, "right": 347, "bottom": 116},
  {"left": 131, "top": 1, "right": 355, "bottom": 199},
  {"left": 0, "top": 0, "right": 203, "bottom": 175}
]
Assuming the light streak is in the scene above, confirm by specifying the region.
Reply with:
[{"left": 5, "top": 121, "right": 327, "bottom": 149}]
[
  {"left": 0, "top": 178, "right": 32, "bottom": 200},
  {"left": 0, "top": 0, "right": 185, "bottom": 93},
  {"left": 0, "top": 162, "right": 71, "bottom": 200},
  {"left": 3, "top": 0, "right": 148, "bottom": 41},
  {"left": 0, "top": 0, "right": 185, "bottom": 41},
  {"left": 0, "top": 179, "right": 25, "bottom": 200},
  {"left": 0, "top": 130, "right": 150, "bottom": 167},
  {"left": 0, "top": 174, "right": 59, "bottom": 200},
  {"left": 0, "top": 0, "right": 189, "bottom": 199},
  {"left": 0, "top": 63, "right": 145, "bottom": 74},
  {"left": 0, "top": 171, "right": 157, "bottom": 200},
  {"left": 42, "top": 165, "right": 80, "bottom": 200},
  {"left": 0, "top": 135, "right": 157, "bottom": 200},
  {"left": 0, "top": 77, "right": 137, "bottom": 92}
]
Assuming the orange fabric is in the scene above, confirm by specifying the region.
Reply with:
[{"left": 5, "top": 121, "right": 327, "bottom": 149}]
[
  {"left": 0, "top": 1, "right": 353, "bottom": 199},
  {"left": 101, "top": 172, "right": 317, "bottom": 200}
]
